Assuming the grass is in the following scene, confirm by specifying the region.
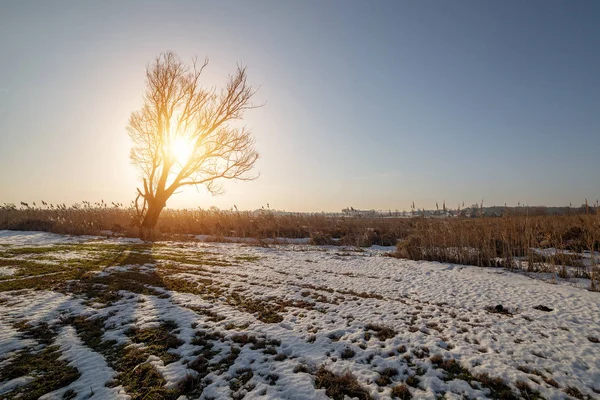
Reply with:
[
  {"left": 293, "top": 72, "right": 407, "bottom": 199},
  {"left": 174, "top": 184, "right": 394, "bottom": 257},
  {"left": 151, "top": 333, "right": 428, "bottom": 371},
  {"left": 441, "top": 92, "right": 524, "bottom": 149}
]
[
  {"left": 229, "top": 367, "right": 254, "bottom": 392},
  {"left": 186, "top": 305, "right": 226, "bottom": 322},
  {"left": 70, "top": 315, "right": 180, "bottom": 400},
  {"left": 227, "top": 291, "right": 317, "bottom": 323},
  {"left": 515, "top": 380, "right": 543, "bottom": 399},
  {"left": 474, "top": 372, "right": 518, "bottom": 400},
  {"left": 126, "top": 322, "right": 184, "bottom": 364},
  {"left": 230, "top": 333, "right": 281, "bottom": 349},
  {"left": 405, "top": 375, "right": 420, "bottom": 388},
  {"left": 341, "top": 347, "right": 356, "bottom": 359},
  {"left": 391, "top": 384, "right": 412, "bottom": 399},
  {"left": 314, "top": 366, "right": 372, "bottom": 400},
  {"left": 185, "top": 331, "right": 230, "bottom": 397},
  {"left": 1, "top": 345, "right": 80, "bottom": 400},
  {"left": 64, "top": 269, "right": 165, "bottom": 304},
  {"left": 228, "top": 292, "right": 284, "bottom": 323},
  {"left": 364, "top": 323, "right": 397, "bottom": 340},
  {"left": 114, "top": 355, "right": 179, "bottom": 400},
  {"left": 429, "top": 356, "right": 521, "bottom": 399},
  {"left": 0, "top": 269, "right": 88, "bottom": 292},
  {"left": 375, "top": 367, "right": 398, "bottom": 386},
  {"left": 564, "top": 386, "right": 587, "bottom": 399},
  {"left": 12, "top": 320, "right": 57, "bottom": 345},
  {"left": 0, "top": 244, "right": 160, "bottom": 292}
]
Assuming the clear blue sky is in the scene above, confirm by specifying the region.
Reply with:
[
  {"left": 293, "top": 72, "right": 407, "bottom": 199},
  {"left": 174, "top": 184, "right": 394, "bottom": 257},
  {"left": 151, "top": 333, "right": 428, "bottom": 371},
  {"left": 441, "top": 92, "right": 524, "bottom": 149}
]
[{"left": 1, "top": 0, "right": 599, "bottom": 212}]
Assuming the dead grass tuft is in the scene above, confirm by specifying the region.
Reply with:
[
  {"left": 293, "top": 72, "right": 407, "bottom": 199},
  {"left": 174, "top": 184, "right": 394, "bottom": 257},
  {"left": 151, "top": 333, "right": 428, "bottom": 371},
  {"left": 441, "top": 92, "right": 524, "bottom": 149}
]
[
  {"left": 391, "top": 384, "right": 412, "bottom": 399},
  {"left": 364, "top": 323, "right": 396, "bottom": 340},
  {"left": 314, "top": 366, "right": 372, "bottom": 400}
]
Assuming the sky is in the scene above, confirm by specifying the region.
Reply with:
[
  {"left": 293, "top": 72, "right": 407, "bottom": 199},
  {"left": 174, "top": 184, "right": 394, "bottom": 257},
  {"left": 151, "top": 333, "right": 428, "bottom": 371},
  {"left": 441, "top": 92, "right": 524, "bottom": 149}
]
[{"left": 1, "top": 0, "right": 599, "bottom": 212}]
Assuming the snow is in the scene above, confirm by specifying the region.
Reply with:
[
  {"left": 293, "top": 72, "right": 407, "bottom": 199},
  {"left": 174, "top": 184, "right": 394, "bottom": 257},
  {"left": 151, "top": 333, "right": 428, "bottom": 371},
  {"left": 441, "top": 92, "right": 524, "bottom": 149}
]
[
  {"left": 0, "top": 232, "right": 599, "bottom": 399},
  {"left": 0, "top": 230, "right": 100, "bottom": 246},
  {"left": 0, "top": 266, "right": 17, "bottom": 276},
  {"left": 39, "top": 326, "right": 129, "bottom": 400},
  {"left": 0, "top": 376, "right": 35, "bottom": 395},
  {"left": 194, "top": 235, "right": 311, "bottom": 245}
]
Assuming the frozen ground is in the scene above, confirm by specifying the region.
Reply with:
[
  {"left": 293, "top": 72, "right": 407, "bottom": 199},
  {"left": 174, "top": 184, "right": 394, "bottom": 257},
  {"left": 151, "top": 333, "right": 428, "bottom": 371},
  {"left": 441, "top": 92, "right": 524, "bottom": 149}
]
[{"left": 0, "top": 230, "right": 599, "bottom": 400}]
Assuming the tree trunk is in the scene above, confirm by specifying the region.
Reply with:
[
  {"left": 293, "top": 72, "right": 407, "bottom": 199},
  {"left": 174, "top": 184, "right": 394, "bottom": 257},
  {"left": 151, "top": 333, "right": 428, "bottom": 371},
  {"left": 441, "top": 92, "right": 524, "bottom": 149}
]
[{"left": 139, "top": 198, "right": 166, "bottom": 241}]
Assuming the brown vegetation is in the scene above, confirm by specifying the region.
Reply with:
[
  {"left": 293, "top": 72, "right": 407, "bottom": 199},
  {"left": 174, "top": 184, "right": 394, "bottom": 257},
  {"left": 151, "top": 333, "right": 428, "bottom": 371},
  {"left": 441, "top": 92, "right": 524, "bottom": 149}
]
[
  {"left": 395, "top": 212, "right": 600, "bottom": 284},
  {"left": 314, "top": 366, "right": 372, "bottom": 400},
  {"left": 0, "top": 201, "right": 413, "bottom": 245}
]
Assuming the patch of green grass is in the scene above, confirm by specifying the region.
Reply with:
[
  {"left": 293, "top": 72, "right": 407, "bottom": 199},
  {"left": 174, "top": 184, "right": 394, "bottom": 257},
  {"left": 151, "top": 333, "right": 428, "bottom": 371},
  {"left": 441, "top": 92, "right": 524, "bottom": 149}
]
[
  {"left": 0, "top": 257, "right": 62, "bottom": 280},
  {"left": 0, "top": 242, "right": 154, "bottom": 261},
  {"left": 116, "top": 357, "right": 179, "bottom": 400},
  {"left": 70, "top": 315, "right": 180, "bottom": 400},
  {"left": 0, "top": 242, "right": 164, "bottom": 291},
  {"left": 228, "top": 292, "right": 284, "bottom": 323},
  {"left": 13, "top": 320, "right": 57, "bottom": 345},
  {"left": 1, "top": 345, "right": 80, "bottom": 400},
  {"left": 69, "top": 316, "right": 123, "bottom": 364},
  {"left": 127, "top": 322, "right": 184, "bottom": 365},
  {"left": 63, "top": 269, "right": 165, "bottom": 304},
  {"left": 161, "top": 275, "right": 225, "bottom": 300},
  {"left": 0, "top": 269, "right": 86, "bottom": 292},
  {"left": 0, "top": 246, "right": 63, "bottom": 256}
]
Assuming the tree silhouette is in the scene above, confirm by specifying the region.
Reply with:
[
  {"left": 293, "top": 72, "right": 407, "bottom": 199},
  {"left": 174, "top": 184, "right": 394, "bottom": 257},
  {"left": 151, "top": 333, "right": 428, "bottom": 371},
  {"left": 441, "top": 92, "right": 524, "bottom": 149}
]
[{"left": 128, "top": 52, "right": 260, "bottom": 239}]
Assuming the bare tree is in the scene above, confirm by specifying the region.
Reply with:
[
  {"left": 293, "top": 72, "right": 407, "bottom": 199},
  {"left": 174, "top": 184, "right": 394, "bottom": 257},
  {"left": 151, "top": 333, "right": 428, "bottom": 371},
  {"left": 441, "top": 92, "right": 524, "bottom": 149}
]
[{"left": 128, "top": 52, "right": 260, "bottom": 239}]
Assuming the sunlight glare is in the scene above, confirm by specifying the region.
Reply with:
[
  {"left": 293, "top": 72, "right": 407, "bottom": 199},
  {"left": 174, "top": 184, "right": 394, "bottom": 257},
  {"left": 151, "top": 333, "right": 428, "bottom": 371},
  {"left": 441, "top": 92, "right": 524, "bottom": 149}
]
[{"left": 171, "top": 136, "right": 194, "bottom": 165}]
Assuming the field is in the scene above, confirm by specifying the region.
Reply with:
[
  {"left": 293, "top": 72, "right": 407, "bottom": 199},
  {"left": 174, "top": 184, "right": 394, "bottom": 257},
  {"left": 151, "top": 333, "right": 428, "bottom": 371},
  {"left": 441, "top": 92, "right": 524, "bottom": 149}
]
[{"left": 0, "top": 230, "right": 599, "bottom": 400}]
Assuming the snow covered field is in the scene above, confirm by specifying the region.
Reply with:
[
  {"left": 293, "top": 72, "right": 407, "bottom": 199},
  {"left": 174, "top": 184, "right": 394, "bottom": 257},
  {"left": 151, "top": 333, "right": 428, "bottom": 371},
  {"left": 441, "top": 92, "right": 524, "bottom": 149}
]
[{"left": 0, "top": 230, "right": 599, "bottom": 400}]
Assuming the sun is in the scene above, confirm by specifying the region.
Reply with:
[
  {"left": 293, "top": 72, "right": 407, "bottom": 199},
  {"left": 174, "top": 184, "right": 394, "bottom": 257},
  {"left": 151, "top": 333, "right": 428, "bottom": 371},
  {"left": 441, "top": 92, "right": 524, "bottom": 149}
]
[{"left": 171, "top": 136, "right": 193, "bottom": 165}]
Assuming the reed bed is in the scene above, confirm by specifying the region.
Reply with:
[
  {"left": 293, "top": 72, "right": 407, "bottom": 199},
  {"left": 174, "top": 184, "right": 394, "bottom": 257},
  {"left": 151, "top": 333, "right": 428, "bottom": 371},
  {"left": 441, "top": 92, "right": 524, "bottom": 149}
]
[
  {"left": 396, "top": 212, "right": 600, "bottom": 289},
  {"left": 0, "top": 201, "right": 412, "bottom": 246}
]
